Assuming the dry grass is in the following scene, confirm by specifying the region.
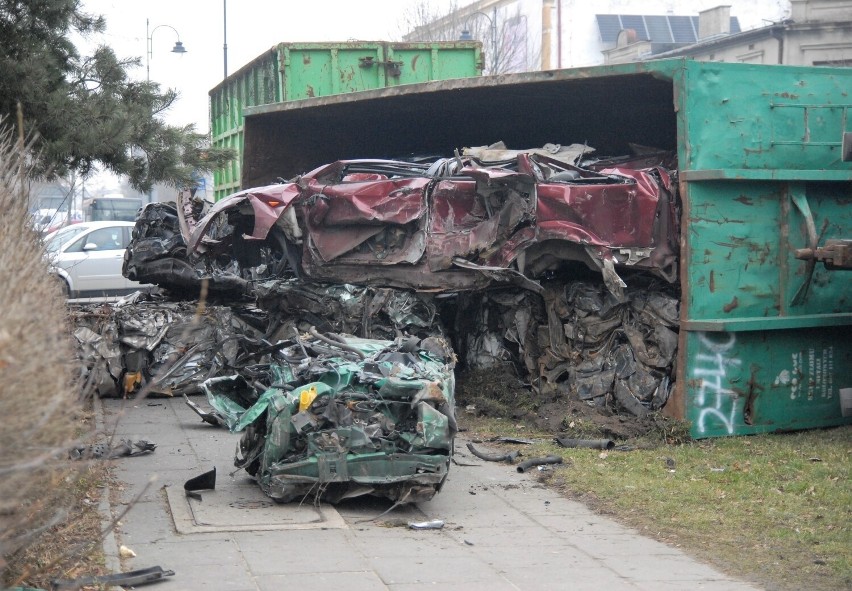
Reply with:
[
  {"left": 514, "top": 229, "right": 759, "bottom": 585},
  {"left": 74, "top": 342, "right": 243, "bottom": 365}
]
[
  {"left": 0, "top": 119, "right": 101, "bottom": 586},
  {"left": 464, "top": 414, "right": 852, "bottom": 591},
  {"left": 4, "top": 461, "right": 110, "bottom": 589}
]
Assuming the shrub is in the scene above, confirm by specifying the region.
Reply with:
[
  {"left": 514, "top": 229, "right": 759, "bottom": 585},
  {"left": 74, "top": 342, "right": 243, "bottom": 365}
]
[{"left": 0, "top": 119, "right": 83, "bottom": 583}]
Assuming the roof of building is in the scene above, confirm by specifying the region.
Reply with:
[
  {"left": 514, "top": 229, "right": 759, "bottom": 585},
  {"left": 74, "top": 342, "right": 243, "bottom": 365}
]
[{"left": 596, "top": 14, "right": 741, "bottom": 48}]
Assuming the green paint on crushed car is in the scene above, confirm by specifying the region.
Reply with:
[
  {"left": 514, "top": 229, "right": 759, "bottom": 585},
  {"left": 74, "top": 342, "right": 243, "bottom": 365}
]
[{"left": 203, "top": 334, "right": 456, "bottom": 504}]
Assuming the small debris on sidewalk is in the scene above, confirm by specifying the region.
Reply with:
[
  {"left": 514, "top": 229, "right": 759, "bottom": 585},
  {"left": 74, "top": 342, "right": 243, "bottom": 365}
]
[
  {"left": 516, "top": 455, "right": 564, "bottom": 473},
  {"left": 52, "top": 566, "right": 175, "bottom": 589},
  {"left": 184, "top": 467, "right": 217, "bottom": 501},
  {"left": 184, "top": 394, "right": 227, "bottom": 427},
  {"left": 408, "top": 519, "right": 445, "bottom": 530},
  {"left": 466, "top": 442, "right": 521, "bottom": 463},
  {"left": 69, "top": 439, "right": 156, "bottom": 460},
  {"left": 118, "top": 545, "right": 136, "bottom": 558}
]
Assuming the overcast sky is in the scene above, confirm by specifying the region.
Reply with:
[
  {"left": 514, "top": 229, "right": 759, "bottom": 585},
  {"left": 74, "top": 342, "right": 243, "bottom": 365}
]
[
  {"left": 81, "top": 0, "right": 787, "bottom": 135},
  {"left": 77, "top": 0, "right": 785, "bottom": 194},
  {"left": 80, "top": 0, "right": 462, "bottom": 133}
]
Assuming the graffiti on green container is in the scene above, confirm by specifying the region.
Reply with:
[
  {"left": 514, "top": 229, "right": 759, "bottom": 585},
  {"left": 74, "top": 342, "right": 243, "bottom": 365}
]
[
  {"left": 692, "top": 331, "right": 840, "bottom": 436},
  {"left": 692, "top": 332, "right": 743, "bottom": 435}
]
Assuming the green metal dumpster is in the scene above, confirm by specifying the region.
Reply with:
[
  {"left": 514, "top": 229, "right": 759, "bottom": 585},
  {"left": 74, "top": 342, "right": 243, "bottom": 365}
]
[
  {"left": 670, "top": 61, "right": 851, "bottom": 437},
  {"left": 234, "top": 59, "right": 851, "bottom": 438},
  {"left": 210, "top": 41, "right": 482, "bottom": 200}
]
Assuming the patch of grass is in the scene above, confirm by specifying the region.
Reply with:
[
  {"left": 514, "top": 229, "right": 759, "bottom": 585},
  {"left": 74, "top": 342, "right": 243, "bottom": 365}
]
[{"left": 463, "top": 416, "right": 851, "bottom": 591}]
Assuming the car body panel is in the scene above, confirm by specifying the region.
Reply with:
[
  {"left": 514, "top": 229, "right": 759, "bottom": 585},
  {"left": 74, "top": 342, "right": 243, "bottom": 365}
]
[{"left": 184, "top": 152, "right": 678, "bottom": 296}]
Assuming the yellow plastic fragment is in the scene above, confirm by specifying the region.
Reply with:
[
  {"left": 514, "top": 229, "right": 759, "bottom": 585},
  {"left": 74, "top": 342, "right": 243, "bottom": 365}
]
[{"left": 298, "top": 386, "right": 318, "bottom": 412}]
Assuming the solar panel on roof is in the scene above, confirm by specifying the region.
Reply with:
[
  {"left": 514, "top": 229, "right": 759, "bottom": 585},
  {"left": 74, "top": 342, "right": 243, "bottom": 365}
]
[
  {"left": 645, "top": 15, "right": 674, "bottom": 44},
  {"left": 619, "top": 15, "right": 649, "bottom": 39},
  {"left": 690, "top": 16, "right": 702, "bottom": 36},
  {"left": 596, "top": 14, "right": 623, "bottom": 43},
  {"left": 596, "top": 13, "right": 740, "bottom": 46},
  {"left": 669, "top": 15, "right": 697, "bottom": 42}
]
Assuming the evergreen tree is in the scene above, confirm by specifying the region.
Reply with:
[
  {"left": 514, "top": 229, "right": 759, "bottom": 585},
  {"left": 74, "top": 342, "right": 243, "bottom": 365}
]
[{"left": 0, "top": 0, "right": 233, "bottom": 191}]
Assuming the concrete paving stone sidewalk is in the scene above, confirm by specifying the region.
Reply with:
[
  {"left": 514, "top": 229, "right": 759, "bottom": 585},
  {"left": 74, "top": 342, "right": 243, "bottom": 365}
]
[{"left": 100, "top": 397, "right": 762, "bottom": 591}]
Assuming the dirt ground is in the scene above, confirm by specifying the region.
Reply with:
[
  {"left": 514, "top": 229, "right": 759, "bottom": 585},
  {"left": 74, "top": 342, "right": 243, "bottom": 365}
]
[{"left": 456, "top": 366, "right": 687, "bottom": 443}]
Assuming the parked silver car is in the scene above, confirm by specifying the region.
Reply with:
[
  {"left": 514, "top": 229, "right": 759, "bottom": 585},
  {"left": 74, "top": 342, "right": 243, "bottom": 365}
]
[{"left": 45, "top": 221, "right": 151, "bottom": 298}]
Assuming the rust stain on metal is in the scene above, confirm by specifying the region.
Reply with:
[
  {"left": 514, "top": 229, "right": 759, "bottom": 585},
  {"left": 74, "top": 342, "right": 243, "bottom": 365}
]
[
  {"left": 749, "top": 241, "right": 772, "bottom": 266},
  {"left": 742, "top": 365, "right": 763, "bottom": 426},
  {"left": 709, "top": 270, "right": 715, "bottom": 292},
  {"left": 734, "top": 195, "right": 754, "bottom": 206},
  {"left": 411, "top": 54, "right": 420, "bottom": 71},
  {"left": 723, "top": 296, "right": 739, "bottom": 313},
  {"left": 306, "top": 85, "right": 315, "bottom": 98},
  {"left": 302, "top": 54, "right": 311, "bottom": 65}
]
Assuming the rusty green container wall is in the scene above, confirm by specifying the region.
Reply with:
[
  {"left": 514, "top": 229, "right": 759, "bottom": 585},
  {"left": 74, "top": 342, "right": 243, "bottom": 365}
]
[
  {"left": 210, "top": 42, "right": 482, "bottom": 200},
  {"left": 673, "top": 61, "right": 852, "bottom": 438},
  {"left": 281, "top": 43, "right": 386, "bottom": 97},
  {"left": 385, "top": 44, "right": 485, "bottom": 86}
]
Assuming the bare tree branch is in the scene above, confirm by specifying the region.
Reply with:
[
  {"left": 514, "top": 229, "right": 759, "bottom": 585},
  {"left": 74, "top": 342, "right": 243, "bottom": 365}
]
[{"left": 400, "top": 1, "right": 540, "bottom": 75}]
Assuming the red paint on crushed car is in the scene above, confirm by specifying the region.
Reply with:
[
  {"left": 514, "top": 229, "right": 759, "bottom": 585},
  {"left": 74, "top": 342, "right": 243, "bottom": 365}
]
[{"left": 188, "top": 153, "right": 679, "bottom": 292}]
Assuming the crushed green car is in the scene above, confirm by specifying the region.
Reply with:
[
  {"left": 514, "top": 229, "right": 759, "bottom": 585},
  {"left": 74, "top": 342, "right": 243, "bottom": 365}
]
[{"left": 203, "top": 332, "right": 456, "bottom": 504}]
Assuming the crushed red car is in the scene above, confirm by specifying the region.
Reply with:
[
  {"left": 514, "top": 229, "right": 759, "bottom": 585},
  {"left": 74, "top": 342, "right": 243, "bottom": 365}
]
[{"left": 125, "top": 149, "right": 678, "bottom": 298}]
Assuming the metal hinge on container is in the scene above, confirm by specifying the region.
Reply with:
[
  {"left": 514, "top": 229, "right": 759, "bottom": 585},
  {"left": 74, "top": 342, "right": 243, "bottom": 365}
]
[
  {"left": 795, "top": 240, "right": 852, "bottom": 270},
  {"left": 358, "top": 56, "right": 403, "bottom": 76}
]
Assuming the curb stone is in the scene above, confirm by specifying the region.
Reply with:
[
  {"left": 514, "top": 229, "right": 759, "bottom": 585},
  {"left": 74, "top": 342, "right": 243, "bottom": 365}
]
[{"left": 93, "top": 394, "right": 121, "bottom": 574}]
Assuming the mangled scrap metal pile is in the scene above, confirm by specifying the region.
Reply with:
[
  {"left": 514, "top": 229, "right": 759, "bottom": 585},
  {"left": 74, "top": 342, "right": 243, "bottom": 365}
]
[
  {"left": 124, "top": 142, "right": 678, "bottom": 295},
  {"left": 72, "top": 283, "right": 456, "bottom": 503},
  {"left": 73, "top": 143, "right": 681, "bottom": 503},
  {"left": 71, "top": 296, "right": 268, "bottom": 398},
  {"left": 72, "top": 282, "right": 445, "bottom": 396},
  {"left": 456, "top": 278, "right": 678, "bottom": 415},
  {"left": 203, "top": 332, "right": 456, "bottom": 503}
]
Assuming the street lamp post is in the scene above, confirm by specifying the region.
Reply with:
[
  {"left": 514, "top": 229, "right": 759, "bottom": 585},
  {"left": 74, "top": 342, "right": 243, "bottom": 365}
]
[
  {"left": 146, "top": 19, "right": 187, "bottom": 81},
  {"left": 459, "top": 7, "right": 497, "bottom": 74},
  {"left": 144, "top": 20, "right": 187, "bottom": 204},
  {"left": 223, "top": 0, "right": 228, "bottom": 79}
]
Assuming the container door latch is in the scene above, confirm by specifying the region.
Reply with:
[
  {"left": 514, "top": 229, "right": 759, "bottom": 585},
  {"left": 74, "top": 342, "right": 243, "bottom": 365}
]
[
  {"left": 795, "top": 240, "right": 852, "bottom": 270},
  {"left": 358, "top": 56, "right": 403, "bottom": 76},
  {"left": 790, "top": 193, "right": 851, "bottom": 306}
]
